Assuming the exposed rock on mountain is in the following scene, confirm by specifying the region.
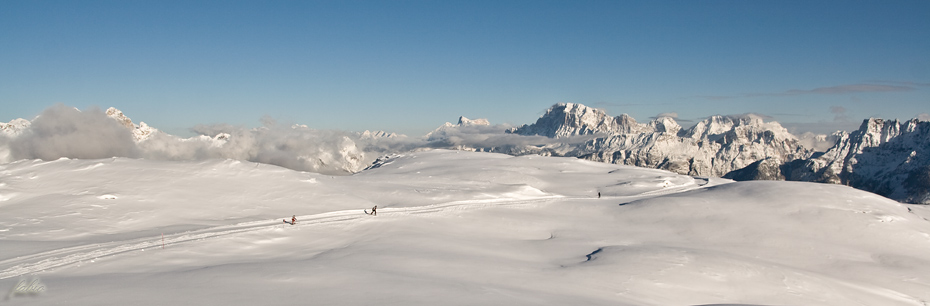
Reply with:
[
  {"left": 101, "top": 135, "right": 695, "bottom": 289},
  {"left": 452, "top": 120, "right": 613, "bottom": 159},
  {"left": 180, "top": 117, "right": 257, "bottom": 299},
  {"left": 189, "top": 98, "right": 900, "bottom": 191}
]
[
  {"left": 471, "top": 103, "right": 929, "bottom": 203},
  {"left": 105, "top": 107, "right": 159, "bottom": 142},
  {"left": 786, "top": 118, "right": 930, "bottom": 204},
  {"left": 359, "top": 130, "right": 402, "bottom": 139},
  {"left": 506, "top": 104, "right": 810, "bottom": 177},
  {"left": 1, "top": 118, "right": 31, "bottom": 137},
  {"left": 510, "top": 103, "right": 652, "bottom": 137},
  {"left": 723, "top": 157, "right": 786, "bottom": 181},
  {"left": 426, "top": 116, "right": 493, "bottom": 142}
]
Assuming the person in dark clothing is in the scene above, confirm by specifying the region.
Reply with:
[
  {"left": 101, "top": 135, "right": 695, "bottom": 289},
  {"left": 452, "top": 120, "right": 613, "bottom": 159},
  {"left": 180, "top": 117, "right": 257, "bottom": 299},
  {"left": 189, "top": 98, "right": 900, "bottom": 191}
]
[{"left": 371, "top": 205, "right": 377, "bottom": 216}]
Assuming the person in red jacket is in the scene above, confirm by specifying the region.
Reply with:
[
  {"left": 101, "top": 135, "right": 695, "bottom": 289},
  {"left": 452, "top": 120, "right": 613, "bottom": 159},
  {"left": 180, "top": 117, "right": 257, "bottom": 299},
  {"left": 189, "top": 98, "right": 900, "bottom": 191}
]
[{"left": 284, "top": 215, "right": 297, "bottom": 225}]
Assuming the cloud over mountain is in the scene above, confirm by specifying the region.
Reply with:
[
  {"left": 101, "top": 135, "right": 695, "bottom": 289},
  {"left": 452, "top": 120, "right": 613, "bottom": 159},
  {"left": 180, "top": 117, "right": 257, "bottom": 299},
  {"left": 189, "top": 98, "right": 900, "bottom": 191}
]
[{"left": 8, "top": 105, "right": 140, "bottom": 161}]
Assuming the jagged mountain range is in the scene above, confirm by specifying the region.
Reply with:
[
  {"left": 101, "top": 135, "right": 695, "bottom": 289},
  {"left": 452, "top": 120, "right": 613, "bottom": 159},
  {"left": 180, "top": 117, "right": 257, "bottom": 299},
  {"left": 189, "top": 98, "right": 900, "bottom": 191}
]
[
  {"left": 2, "top": 104, "right": 928, "bottom": 204},
  {"left": 497, "top": 103, "right": 929, "bottom": 204},
  {"left": 505, "top": 103, "right": 810, "bottom": 178}
]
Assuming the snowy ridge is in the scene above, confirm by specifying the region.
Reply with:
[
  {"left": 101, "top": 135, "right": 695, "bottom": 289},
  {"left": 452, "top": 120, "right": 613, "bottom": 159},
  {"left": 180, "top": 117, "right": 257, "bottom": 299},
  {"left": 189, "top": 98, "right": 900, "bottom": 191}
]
[
  {"left": 1, "top": 118, "right": 30, "bottom": 137},
  {"left": 505, "top": 104, "right": 809, "bottom": 177},
  {"left": 1, "top": 150, "right": 928, "bottom": 305},
  {"left": 509, "top": 103, "right": 651, "bottom": 137},
  {"left": 785, "top": 118, "right": 930, "bottom": 203},
  {"left": 457, "top": 116, "right": 490, "bottom": 126},
  {"left": 105, "top": 107, "right": 159, "bottom": 142},
  {"left": 478, "top": 103, "right": 927, "bottom": 203},
  {"left": 359, "top": 130, "right": 402, "bottom": 139},
  {"left": 0, "top": 119, "right": 30, "bottom": 162},
  {"left": 425, "top": 116, "right": 492, "bottom": 141}
]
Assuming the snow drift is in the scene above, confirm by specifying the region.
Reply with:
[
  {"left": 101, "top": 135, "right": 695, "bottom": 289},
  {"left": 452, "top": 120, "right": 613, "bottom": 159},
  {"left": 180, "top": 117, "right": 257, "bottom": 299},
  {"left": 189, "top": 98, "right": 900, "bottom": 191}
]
[{"left": 0, "top": 150, "right": 928, "bottom": 305}]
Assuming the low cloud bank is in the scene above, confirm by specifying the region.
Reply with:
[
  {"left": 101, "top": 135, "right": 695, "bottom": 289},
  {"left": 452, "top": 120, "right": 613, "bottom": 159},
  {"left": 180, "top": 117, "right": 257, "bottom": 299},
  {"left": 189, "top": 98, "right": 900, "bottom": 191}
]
[
  {"left": 1, "top": 105, "right": 585, "bottom": 175},
  {"left": 8, "top": 105, "right": 140, "bottom": 161},
  {"left": 143, "top": 122, "right": 585, "bottom": 174},
  {"left": 142, "top": 123, "right": 383, "bottom": 174}
]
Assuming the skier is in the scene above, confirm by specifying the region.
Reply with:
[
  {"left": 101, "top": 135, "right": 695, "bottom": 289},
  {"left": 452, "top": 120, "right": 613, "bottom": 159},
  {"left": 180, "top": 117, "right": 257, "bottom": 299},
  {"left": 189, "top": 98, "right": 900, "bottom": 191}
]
[
  {"left": 598, "top": 192, "right": 601, "bottom": 198},
  {"left": 292, "top": 215, "right": 297, "bottom": 224},
  {"left": 370, "top": 205, "right": 377, "bottom": 216}
]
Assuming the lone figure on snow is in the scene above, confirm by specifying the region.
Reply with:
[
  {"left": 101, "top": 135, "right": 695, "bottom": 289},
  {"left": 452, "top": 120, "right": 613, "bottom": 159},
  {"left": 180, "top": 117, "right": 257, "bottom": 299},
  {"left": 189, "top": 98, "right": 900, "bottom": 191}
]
[
  {"left": 292, "top": 215, "right": 297, "bottom": 224},
  {"left": 371, "top": 205, "right": 377, "bottom": 216}
]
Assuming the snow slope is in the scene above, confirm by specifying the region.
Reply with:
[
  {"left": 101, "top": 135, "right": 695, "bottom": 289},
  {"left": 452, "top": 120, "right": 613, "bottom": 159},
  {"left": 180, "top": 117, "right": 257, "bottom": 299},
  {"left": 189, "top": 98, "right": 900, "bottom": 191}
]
[{"left": 1, "top": 150, "right": 929, "bottom": 305}]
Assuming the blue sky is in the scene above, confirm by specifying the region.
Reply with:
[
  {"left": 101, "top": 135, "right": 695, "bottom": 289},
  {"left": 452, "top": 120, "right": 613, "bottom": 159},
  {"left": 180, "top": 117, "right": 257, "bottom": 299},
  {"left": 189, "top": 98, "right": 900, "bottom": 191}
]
[{"left": 2, "top": 0, "right": 928, "bottom": 136}]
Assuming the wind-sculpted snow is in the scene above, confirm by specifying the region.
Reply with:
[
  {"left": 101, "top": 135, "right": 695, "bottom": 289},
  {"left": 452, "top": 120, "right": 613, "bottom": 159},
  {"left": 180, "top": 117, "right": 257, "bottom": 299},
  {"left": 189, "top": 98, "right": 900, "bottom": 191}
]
[{"left": 0, "top": 150, "right": 928, "bottom": 305}]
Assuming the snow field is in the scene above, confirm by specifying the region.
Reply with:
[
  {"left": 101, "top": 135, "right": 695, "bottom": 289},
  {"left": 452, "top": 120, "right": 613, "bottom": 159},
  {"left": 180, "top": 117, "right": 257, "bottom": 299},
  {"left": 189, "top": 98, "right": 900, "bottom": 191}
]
[{"left": 1, "top": 150, "right": 929, "bottom": 305}]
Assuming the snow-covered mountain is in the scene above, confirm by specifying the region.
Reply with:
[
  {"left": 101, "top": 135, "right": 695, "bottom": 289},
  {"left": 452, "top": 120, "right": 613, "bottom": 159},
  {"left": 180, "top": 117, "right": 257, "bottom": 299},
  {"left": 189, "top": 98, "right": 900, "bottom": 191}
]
[
  {"left": 105, "top": 107, "right": 159, "bottom": 142},
  {"left": 509, "top": 103, "right": 653, "bottom": 137},
  {"left": 783, "top": 118, "right": 930, "bottom": 204},
  {"left": 0, "top": 118, "right": 30, "bottom": 137},
  {"left": 426, "top": 116, "right": 492, "bottom": 141},
  {"left": 481, "top": 103, "right": 928, "bottom": 203},
  {"left": 506, "top": 103, "right": 811, "bottom": 177}
]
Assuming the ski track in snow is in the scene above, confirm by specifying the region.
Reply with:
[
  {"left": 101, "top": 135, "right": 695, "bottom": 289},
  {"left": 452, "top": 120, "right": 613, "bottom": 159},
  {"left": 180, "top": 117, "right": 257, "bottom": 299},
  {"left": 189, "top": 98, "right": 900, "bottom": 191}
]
[
  {"left": 0, "top": 177, "right": 709, "bottom": 280},
  {"left": 0, "top": 196, "right": 561, "bottom": 279}
]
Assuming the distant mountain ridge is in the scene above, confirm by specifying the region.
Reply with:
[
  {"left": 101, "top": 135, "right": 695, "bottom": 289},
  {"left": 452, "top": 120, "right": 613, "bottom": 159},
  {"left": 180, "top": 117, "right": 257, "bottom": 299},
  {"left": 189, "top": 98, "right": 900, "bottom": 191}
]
[
  {"left": 493, "top": 103, "right": 928, "bottom": 204},
  {"left": 506, "top": 103, "right": 811, "bottom": 177},
  {"left": 2, "top": 103, "right": 927, "bottom": 203},
  {"left": 785, "top": 118, "right": 930, "bottom": 203}
]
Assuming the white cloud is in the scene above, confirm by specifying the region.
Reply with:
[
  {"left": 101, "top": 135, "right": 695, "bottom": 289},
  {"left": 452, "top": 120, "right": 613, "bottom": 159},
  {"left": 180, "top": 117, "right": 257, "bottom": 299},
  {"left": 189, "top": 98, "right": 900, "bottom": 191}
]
[
  {"left": 10, "top": 105, "right": 139, "bottom": 161},
  {"left": 782, "top": 84, "right": 914, "bottom": 95},
  {"left": 830, "top": 105, "right": 850, "bottom": 122},
  {"left": 698, "top": 83, "right": 917, "bottom": 101},
  {"left": 652, "top": 112, "right": 679, "bottom": 119}
]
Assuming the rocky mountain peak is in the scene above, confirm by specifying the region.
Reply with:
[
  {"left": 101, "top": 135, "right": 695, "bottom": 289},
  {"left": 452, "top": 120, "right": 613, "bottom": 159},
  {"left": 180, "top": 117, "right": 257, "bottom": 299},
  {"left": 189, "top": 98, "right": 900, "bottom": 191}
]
[
  {"left": 649, "top": 116, "right": 681, "bottom": 135},
  {"left": 106, "top": 107, "right": 135, "bottom": 130},
  {"left": 360, "top": 130, "right": 402, "bottom": 139},
  {"left": 457, "top": 116, "right": 490, "bottom": 126},
  {"left": 105, "top": 107, "right": 158, "bottom": 142},
  {"left": 1, "top": 118, "right": 31, "bottom": 137},
  {"left": 684, "top": 115, "right": 735, "bottom": 140},
  {"left": 783, "top": 117, "right": 930, "bottom": 203},
  {"left": 425, "top": 116, "right": 493, "bottom": 141},
  {"left": 511, "top": 103, "right": 646, "bottom": 138}
]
